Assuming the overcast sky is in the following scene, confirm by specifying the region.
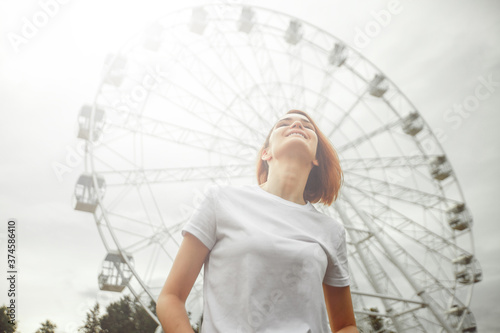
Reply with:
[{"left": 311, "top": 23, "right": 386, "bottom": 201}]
[{"left": 0, "top": 0, "right": 499, "bottom": 332}]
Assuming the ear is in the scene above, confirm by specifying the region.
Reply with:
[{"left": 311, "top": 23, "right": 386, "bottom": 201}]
[
  {"left": 261, "top": 148, "right": 272, "bottom": 161},
  {"left": 312, "top": 158, "right": 319, "bottom": 166}
]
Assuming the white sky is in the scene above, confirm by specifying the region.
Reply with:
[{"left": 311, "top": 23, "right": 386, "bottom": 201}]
[{"left": 0, "top": 0, "right": 499, "bottom": 332}]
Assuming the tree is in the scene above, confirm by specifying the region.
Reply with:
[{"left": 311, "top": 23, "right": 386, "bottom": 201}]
[
  {"left": 362, "top": 307, "right": 396, "bottom": 333},
  {"left": 78, "top": 295, "right": 206, "bottom": 333},
  {"left": 367, "top": 307, "right": 384, "bottom": 331},
  {"left": 80, "top": 295, "right": 159, "bottom": 333},
  {"left": 132, "top": 299, "right": 158, "bottom": 333},
  {"left": 99, "top": 296, "right": 135, "bottom": 333},
  {"left": 35, "top": 320, "right": 57, "bottom": 333},
  {"left": 187, "top": 311, "right": 203, "bottom": 333},
  {"left": 0, "top": 305, "right": 17, "bottom": 333},
  {"left": 193, "top": 313, "right": 203, "bottom": 333},
  {"left": 79, "top": 303, "right": 102, "bottom": 333}
]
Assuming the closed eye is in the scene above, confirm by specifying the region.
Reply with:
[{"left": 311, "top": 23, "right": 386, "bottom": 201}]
[{"left": 276, "top": 122, "right": 314, "bottom": 131}]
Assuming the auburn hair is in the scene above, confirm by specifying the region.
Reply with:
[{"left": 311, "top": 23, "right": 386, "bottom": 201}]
[{"left": 255, "top": 109, "right": 343, "bottom": 206}]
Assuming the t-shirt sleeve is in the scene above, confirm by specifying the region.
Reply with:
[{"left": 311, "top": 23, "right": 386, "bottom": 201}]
[
  {"left": 323, "top": 224, "right": 350, "bottom": 287},
  {"left": 181, "top": 185, "right": 218, "bottom": 251}
]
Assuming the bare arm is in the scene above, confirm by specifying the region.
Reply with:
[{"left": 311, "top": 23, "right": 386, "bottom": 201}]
[
  {"left": 156, "top": 232, "right": 210, "bottom": 333},
  {"left": 323, "top": 283, "right": 358, "bottom": 333}
]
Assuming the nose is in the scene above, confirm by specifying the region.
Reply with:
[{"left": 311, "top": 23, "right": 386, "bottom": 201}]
[{"left": 290, "top": 120, "right": 305, "bottom": 129}]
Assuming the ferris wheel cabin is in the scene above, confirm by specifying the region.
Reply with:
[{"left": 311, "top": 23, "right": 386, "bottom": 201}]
[
  {"left": 190, "top": 7, "right": 209, "bottom": 35},
  {"left": 238, "top": 7, "right": 255, "bottom": 33},
  {"left": 73, "top": 174, "right": 106, "bottom": 213},
  {"left": 98, "top": 251, "right": 134, "bottom": 292},
  {"left": 77, "top": 104, "right": 105, "bottom": 142}
]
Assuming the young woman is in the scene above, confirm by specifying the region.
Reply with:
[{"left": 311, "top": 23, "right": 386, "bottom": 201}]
[{"left": 156, "top": 109, "right": 357, "bottom": 333}]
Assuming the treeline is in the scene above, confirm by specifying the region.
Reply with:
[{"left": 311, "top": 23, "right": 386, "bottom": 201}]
[{"left": 1, "top": 296, "right": 202, "bottom": 333}]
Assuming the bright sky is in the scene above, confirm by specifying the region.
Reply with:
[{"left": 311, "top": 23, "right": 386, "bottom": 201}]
[{"left": 0, "top": 0, "right": 499, "bottom": 332}]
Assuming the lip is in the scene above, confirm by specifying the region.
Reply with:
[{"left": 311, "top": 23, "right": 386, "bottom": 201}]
[{"left": 285, "top": 129, "right": 308, "bottom": 139}]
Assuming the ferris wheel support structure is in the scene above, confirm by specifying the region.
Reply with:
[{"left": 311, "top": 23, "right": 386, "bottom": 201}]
[{"left": 340, "top": 191, "right": 458, "bottom": 333}]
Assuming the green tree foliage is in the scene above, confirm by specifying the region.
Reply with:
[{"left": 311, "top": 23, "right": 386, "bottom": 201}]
[
  {"left": 186, "top": 311, "right": 203, "bottom": 333},
  {"left": 79, "top": 295, "right": 158, "bottom": 333},
  {"left": 362, "top": 307, "right": 395, "bottom": 333},
  {"left": 35, "top": 320, "right": 57, "bottom": 333},
  {"left": 99, "top": 296, "right": 135, "bottom": 333},
  {"left": 132, "top": 299, "right": 158, "bottom": 333},
  {"left": 79, "top": 303, "right": 102, "bottom": 333},
  {"left": 368, "top": 307, "right": 384, "bottom": 331},
  {"left": 0, "top": 305, "right": 17, "bottom": 333},
  {"left": 79, "top": 296, "right": 205, "bottom": 333}
]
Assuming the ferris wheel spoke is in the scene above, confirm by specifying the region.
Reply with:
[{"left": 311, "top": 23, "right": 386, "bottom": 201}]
[
  {"left": 327, "top": 90, "right": 367, "bottom": 138},
  {"left": 247, "top": 23, "right": 290, "bottom": 111},
  {"left": 91, "top": 142, "right": 142, "bottom": 171},
  {"left": 287, "top": 43, "right": 306, "bottom": 107},
  {"left": 97, "top": 107, "right": 255, "bottom": 160},
  {"left": 106, "top": 211, "right": 159, "bottom": 229},
  {"left": 122, "top": 34, "right": 267, "bottom": 142},
  {"left": 100, "top": 182, "right": 136, "bottom": 214},
  {"left": 107, "top": 225, "right": 177, "bottom": 265},
  {"left": 366, "top": 214, "right": 458, "bottom": 301},
  {"left": 333, "top": 199, "right": 421, "bottom": 332},
  {"left": 99, "top": 222, "right": 151, "bottom": 240},
  {"left": 344, "top": 171, "right": 455, "bottom": 209},
  {"left": 345, "top": 235, "right": 420, "bottom": 330},
  {"left": 203, "top": 27, "right": 286, "bottom": 128},
  {"left": 121, "top": 236, "right": 157, "bottom": 256},
  {"left": 231, "top": 21, "right": 364, "bottom": 112},
  {"left": 312, "top": 66, "right": 341, "bottom": 124},
  {"left": 150, "top": 79, "right": 264, "bottom": 143},
  {"left": 344, "top": 184, "right": 470, "bottom": 262},
  {"left": 98, "top": 164, "right": 254, "bottom": 186},
  {"left": 168, "top": 29, "right": 272, "bottom": 138},
  {"left": 337, "top": 117, "right": 404, "bottom": 152},
  {"left": 119, "top": 63, "right": 264, "bottom": 143},
  {"left": 246, "top": 28, "right": 361, "bottom": 99},
  {"left": 342, "top": 155, "right": 434, "bottom": 171}
]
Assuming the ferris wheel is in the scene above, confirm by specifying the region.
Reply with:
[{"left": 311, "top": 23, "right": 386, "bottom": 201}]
[{"left": 72, "top": 3, "right": 481, "bottom": 332}]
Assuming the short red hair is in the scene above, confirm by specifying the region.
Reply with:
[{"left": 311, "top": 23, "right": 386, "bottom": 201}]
[{"left": 256, "top": 109, "right": 343, "bottom": 206}]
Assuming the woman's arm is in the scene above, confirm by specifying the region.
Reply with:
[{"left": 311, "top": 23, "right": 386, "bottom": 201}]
[
  {"left": 156, "top": 232, "right": 210, "bottom": 333},
  {"left": 323, "top": 283, "right": 358, "bottom": 333}
]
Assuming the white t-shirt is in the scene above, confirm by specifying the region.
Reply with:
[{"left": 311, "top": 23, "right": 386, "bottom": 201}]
[{"left": 181, "top": 183, "right": 350, "bottom": 333}]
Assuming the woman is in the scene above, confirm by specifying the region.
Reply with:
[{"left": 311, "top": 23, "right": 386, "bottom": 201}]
[{"left": 156, "top": 109, "right": 357, "bottom": 333}]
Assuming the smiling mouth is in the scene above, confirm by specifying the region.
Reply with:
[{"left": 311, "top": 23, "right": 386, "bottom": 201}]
[{"left": 286, "top": 132, "right": 307, "bottom": 139}]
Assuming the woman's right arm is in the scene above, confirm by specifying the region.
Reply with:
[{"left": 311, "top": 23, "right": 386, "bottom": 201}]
[{"left": 156, "top": 232, "right": 210, "bottom": 333}]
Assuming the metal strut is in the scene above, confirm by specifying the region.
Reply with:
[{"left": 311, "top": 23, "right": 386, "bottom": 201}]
[{"left": 340, "top": 191, "right": 458, "bottom": 333}]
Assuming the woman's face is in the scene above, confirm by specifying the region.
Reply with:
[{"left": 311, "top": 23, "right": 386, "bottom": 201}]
[{"left": 263, "top": 113, "right": 319, "bottom": 166}]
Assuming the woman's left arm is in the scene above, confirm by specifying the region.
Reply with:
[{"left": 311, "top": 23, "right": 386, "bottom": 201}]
[{"left": 323, "top": 283, "right": 359, "bottom": 333}]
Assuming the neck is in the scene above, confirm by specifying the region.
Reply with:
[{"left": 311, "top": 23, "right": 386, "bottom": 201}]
[{"left": 260, "top": 158, "right": 313, "bottom": 205}]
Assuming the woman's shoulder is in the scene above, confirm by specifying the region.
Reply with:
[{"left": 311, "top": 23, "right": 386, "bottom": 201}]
[{"left": 307, "top": 207, "right": 346, "bottom": 233}]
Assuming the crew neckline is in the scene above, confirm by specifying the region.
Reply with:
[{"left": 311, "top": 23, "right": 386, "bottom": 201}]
[{"left": 251, "top": 184, "right": 314, "bottom": 210}]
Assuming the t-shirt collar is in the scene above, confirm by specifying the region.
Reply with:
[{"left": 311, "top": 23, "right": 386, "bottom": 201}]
[{"left": 252, "top": 184, "right": 314, "bottom": 210}]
